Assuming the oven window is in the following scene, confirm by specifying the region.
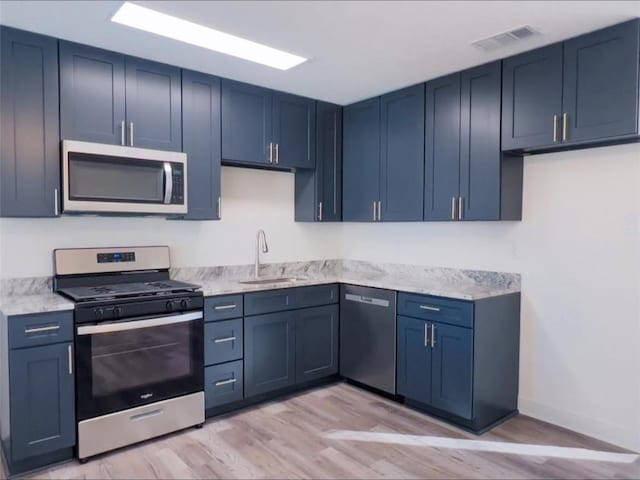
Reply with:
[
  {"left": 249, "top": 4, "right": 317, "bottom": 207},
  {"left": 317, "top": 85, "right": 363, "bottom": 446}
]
[
  {"left": 90, "top": 322, "right": 191, "bottom": 397},
  {"left": 68, "top": 152, "right": 164, "bottom": 203}
]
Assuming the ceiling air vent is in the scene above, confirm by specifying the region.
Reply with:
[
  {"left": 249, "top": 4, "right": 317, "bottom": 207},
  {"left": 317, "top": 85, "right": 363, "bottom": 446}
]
[{"left": 472, "top": 26, "right": 539, "bottom": 51}]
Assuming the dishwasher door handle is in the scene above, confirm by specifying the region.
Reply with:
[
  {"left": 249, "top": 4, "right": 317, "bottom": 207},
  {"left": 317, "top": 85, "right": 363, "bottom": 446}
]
[{"left": 344, "top": 293, "right": 390, "bottom": 308}]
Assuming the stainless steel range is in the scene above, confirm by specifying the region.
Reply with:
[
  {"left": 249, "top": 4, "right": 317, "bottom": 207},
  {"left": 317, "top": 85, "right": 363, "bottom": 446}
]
[{"left": 54, "top": 246, "right": 204, "bottom": 461}]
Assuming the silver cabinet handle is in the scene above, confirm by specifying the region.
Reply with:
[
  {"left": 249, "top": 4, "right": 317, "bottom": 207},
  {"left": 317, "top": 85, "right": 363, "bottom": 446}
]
[
  {"left": 214, "top": 304, "right": 236, "bottom": 311},
  {"left": 562, "top": 113, "right": 568, "bottom": 142},
  {"left": 268, "top": 142, "right": 273, "bottom": 163},
  {"left": 553, "top": 114, "right": 559, "bottom": 143},
  {"left": 451, "top": 197, "right": 456, "bottom": 220},
  {"left": 121, "top": 120, "right": 125, "bottom": 145},
  {"left": 129, "top": 122, "right": 134, "bottom": 146},
  {"left": 68, "top": 344, "right": 73, "bottom": 375},
  {"left": 419, "top": 305, "right": 441, "bottom": 312},
  {"left": 318, "top": 201, "right": 323, "bottom": 222},
  {"left": 25, "top": 325, "right": 60, "bottom": 334},
  {"left": 373, "top": 201, "right": 377, "bottom": 221},
  {"left": 424, "top": 323, "right": 429, "bottom": 347},
  {"left": 458, "top": 196, "right": 463, "bottom": 220},
  {"left": 377, "top": 200, "right": 382, "bottom": 222},
  {"left": 215, "top": 378, "right": 237, "bottom": 387},
  {"left": 214, "top": 336, "right": 237, "bottom": 344},
  {"left": 275, "top": 143, "right": 279, "bottom": 164},
  {"left": 431, "top": 324, "right": 436, "bottom": 347},
  {"left": 218, "top": 196, "right": 221, "bottom": 219},
  {"left": 131, "top": 409, "right": 163, "bottom": 421},
  {"left": 54, "top": 188, "right": 59, "bottom": 216}
]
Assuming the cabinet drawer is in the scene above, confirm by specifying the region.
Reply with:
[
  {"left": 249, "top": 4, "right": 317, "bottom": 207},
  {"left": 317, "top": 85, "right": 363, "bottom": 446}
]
[
  {"left": 296, "top": 284, "right": 339, "bottom": 309},
  {"left": 8, "top": 311, "right": 74, "bottom": 349},
  {"left": 397, "top": 293, "right": 473, "bottom": 329},
  {"left": 204, "top": 294, "right": 243, "bottom": 322},
  {"left": 244, "top": 289, "right": 295, "bottom": 316},
  {"left": 204, "top": 318, "right": 243, "bottom": 366},
  {"left": 205, "top": 360, "right": 243, "bottom": 409}
]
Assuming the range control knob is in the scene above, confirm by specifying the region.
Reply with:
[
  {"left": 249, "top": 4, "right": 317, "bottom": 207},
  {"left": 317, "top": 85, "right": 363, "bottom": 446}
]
[
  {"left": 180, "top": 298, "right": 190, "bottom": 309},
  {"left": 94, "top": 307, "right": 104, "bottom": 319},
  {"left": 113, "top": 306, "right": 122, "bottom": 317},
  {"left": 166, "top": 301, "right": 174, "bottom": 312}
]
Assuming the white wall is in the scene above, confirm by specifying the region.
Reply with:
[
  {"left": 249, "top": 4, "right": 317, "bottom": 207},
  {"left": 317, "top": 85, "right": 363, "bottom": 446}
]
[
  {"left": 0, "top": 167, "right": 342, "bottom": 278},
  {"left": 0, "top": 144, "right": 638, "bottom": 452},
  {"left": 341, "top": 143, "right": 640, "bottom": 452}
]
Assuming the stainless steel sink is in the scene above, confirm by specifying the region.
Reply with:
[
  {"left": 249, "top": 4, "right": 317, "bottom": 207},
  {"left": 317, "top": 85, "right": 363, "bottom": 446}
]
[{"left": 237, "top": 277, "right": 305, "bottom": 285}]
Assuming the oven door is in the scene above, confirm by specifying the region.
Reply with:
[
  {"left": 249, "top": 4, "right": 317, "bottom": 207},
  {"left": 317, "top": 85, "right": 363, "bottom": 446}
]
[{"left": 75, "top": 311, "right": 203, "bottom": 421}]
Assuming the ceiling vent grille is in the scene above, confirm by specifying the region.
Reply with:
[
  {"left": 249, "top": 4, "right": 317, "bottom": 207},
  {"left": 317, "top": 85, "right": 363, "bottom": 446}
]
[{"left": 472, "top": 26, "right": 539, "bottom": 51}]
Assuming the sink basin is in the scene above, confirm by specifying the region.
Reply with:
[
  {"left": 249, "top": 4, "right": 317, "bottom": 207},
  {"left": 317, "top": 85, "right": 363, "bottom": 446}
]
[{"left": 237, "top": 277, "right": 305, "bottom": 285}]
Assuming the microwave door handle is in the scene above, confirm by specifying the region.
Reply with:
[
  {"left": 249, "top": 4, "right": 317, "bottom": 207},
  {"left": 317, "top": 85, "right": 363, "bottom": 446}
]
[{"left": 163, "top": 162, "right": 173, "bottom": 204}]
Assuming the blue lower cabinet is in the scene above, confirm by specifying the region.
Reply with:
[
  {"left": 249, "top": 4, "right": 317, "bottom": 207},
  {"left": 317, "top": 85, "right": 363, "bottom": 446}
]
[
  {"left": 204, "top": 318, "right": 243, "bottom": 366},
  {"left": 244, "top": 311, "right": 296, "bottom": 397},
  {"left": 295, "top": 305, "right": 339, "bottom": 383},
  {"left": 9, "top": 342, "right": 76, "bottom": 461},
  {"left": 205, "top": 360, "right": 244, "bottom": 409},
  {"left": 430, "top": 322, "right": 473, "bottom": 419},
  {"left": 397, "top": 316, "right": 432, "bottom": 405}
]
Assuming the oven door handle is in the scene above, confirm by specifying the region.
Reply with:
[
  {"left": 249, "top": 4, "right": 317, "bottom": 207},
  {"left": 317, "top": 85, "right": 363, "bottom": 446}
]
[
  {"left": 163, "top": 162, "right": 173, "bottom": 204},
  {"left": 77, "top": 311, "right": 202, "bottom": 336}
]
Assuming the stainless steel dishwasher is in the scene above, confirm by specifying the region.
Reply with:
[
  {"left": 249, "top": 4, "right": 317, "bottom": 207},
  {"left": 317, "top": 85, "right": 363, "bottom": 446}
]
[{"left": 339, "top": 284, "right": 397, "bottom": 394}]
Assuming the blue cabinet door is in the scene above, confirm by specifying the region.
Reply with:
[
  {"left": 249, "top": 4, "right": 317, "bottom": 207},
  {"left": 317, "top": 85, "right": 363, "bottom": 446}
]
[
  {"left": 295, "top": 304, "right": 339, "bottom": 383},
  {"left": 273, "top": 92, "right": 316, "bottom": 169},
  {"left": 181, "top": 69, "right": 221, "bottom": 220},
  {"left": 9, "top": 343, "right": 76, "bottom": 461},
  {"left": 460, "top": 61, "right": 502, "bottom": 221},
  {"left": 431, "top": 322, "right": 473, "bottom": 419},
  {"left": 397, "top": 316, "right": 432, "bottom": 405},
  {"left": 244, "top": 312, "right": 295, "bottom": 397},
  {"left": 562, "top": 19, "right": 639, "bottom": 143},
  {"left": 501, "top": 43, "right": 563, "bottom": 151},
  {"left": 221, "top": 79, "right": 272, "bottom": 165},
  {"left": 342, "top": 97, "right": 380, "bottom": 222},
  {"left": 1, "top": 27, "right": 60, "bottom": 218},
  {"left": 124, "top": 57, "right": 182, "bottom": 151},
  {"left": 424, "top": 73, "right": 461, "bottom": 221},
  {"left": 380, "top": 84, "right": 425, "bottom": 221},
  {"left": 59, "top": 41, "right": 126, "bottom": 145}
]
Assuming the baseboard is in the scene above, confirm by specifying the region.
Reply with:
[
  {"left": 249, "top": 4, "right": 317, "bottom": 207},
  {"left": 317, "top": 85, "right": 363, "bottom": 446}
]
[{"left": 518, "top": 396, "right": 640, "bottom": 453}]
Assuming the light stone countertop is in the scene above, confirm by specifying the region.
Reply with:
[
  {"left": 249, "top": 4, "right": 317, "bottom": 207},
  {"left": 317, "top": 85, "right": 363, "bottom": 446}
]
[{"left": 0, "top": 260, "right": 521, "bottom": 317}]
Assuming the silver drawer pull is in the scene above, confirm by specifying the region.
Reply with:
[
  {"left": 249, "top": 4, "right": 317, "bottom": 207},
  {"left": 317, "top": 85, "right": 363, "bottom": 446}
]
[
  {"left": 214, "top": 304, "right": 236, "bottom": 311},
  {"left": 25, "top": 325, "right": 60, "bottom": 334},
  {"left": 130, "top": 409, "right": 163, "bottom": 421},
  {"left": 419, "top": 305, "right": 441, "bottom": 312},
  {"left": 214, "top": 336, "right": 236, "bottom": 344},
  {"left": 215, "top": 378, "right": 237, "bottom": 387}
]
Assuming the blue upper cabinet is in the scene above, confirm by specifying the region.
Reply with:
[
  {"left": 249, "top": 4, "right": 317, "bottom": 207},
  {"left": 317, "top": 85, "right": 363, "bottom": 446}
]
[
  {"left": 124, "top": 57, "right": 182, "bottom": 151},
  {"left": 221, "top": 79, "right": 272, "bottom": 166},
  {"left": 60, "top": 43, "right": 181, "bottom": 151},
  {"left": 181, "top": 70, "right": 221, "bottom": 220},
  {"left": 379, "top": 84, "right": 425, "bottom": 221},
  {"left": 1, "top": 27, "right": 60, "bottom": 218},
  {"left": 294, "top": 101, "right": 342, "bottom": 222},
  {"left": 273, "top": 92, "right": 316, "bottom": 169},
  {"left": 501, "top": 44, "right": 563, "bottom": 151},
  {"left": 342, "top": 97, "right": 381, "bottom": 222},
  {"left": 562, "top": 19, "right": 640, "bottom": 144},
  {"left": 503, "top": 19, "right": 640, "bottom": 152},
  {"left": 59, "top": 41, "right": 126, "bottom": 145},
  {"left": 425, "top": 73, "right": 461, "bottom": 221}
]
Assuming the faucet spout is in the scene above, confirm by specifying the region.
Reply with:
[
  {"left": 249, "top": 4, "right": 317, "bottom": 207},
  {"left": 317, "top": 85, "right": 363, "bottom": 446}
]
[{"left": 255, "top": 229, "right": 268, "bottom": 278}]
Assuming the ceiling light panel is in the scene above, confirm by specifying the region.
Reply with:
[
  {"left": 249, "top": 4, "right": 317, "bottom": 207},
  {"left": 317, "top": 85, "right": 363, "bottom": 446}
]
[{"left": 111, "top": 2, "right": 307, "bottom": 70}]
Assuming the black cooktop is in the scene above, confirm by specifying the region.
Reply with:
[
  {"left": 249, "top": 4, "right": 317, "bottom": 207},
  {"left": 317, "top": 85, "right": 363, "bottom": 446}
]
[{"left": 57, "top": 279, "right": 200, "bottom": 302}]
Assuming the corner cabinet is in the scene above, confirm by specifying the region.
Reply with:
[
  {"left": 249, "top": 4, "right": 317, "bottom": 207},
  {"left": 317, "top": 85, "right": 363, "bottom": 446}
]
[
  {"left": 0, "top": 27, "right": 60, "bottom": 218},
  {"left": 59, "top": 41, "right": 182, "bottom": 151},
  {"left": 295, "top": 101, "right": 342, "bottom": 222},
  {"left": 502, "top": 19, "right": 640, "bottom": 152},
  {"left": 221, "top": 79, "right": 315, "bottom": 169},
  {"left": 180, "top": 70, "right": 221, "bottom": 220},
  {"left": 425, "top": 61, "right": 523, "bottom": 221},
  {"left": 1, "top": 311, "right": 76, "bottom": 475}
]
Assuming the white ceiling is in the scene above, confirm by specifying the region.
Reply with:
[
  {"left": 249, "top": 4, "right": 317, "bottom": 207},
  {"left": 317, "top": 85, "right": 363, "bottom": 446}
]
[{"left": 1, "top": 1, "right": 639, "bottom": 104}]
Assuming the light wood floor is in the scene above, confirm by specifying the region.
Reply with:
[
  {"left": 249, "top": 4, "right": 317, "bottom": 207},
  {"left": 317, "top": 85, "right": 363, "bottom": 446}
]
[{"left": 10, "top": 383, "right": 640, "bottom": 479}]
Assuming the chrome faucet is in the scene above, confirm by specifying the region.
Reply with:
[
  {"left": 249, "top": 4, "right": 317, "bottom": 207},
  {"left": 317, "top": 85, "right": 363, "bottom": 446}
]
[{"left": 255, "top": 229, "right": 269, "bottom": 278}]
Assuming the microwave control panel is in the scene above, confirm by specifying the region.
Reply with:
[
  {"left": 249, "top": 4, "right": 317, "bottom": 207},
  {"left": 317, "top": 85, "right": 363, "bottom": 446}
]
[{"left": 170, "top": 163, "right": 184, "bottom": 205}]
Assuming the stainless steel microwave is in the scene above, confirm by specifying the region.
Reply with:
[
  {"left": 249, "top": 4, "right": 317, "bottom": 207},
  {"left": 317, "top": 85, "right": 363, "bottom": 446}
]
[{"left": 62, "top": 140, "right": 187, "bottom": 215}]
